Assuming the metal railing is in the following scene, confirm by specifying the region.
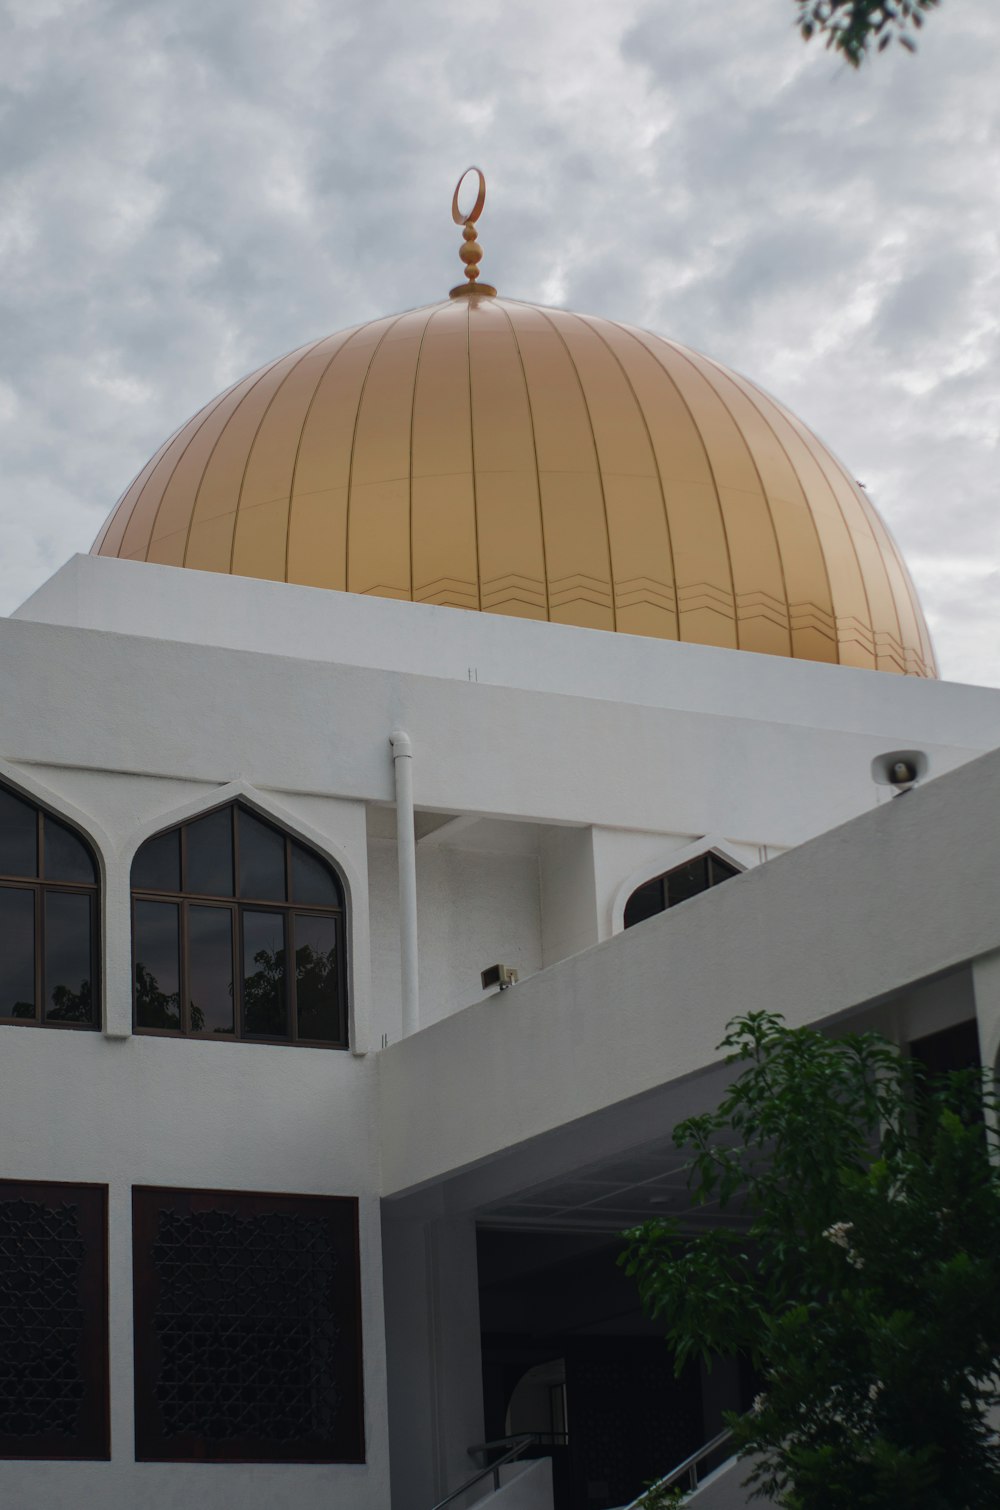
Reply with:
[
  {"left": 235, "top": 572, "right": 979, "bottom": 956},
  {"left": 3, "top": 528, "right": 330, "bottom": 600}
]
[
  {"left": 619, "top": 1428, "right": 734, "bottom": 1508},
  {"left": 468, "top": 1431, "right": 567, "bottom": 1464},
  {"left": 429, "top": 1433, "right": 539, "bottom": 1510}
]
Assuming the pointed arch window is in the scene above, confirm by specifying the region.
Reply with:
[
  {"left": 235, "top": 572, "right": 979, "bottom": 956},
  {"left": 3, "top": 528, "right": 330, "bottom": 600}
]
[
  {"left": 0, "top": 782, "right": 100, "bottom": 1029},
  {"left": 131, "top": 803, "right": 348, "bottom": 1048},
  {"left": 623, "top": 851, "right": 740, "bottom": 930}
]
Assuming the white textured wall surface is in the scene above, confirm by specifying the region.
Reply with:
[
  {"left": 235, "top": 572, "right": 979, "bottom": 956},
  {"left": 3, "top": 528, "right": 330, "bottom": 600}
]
[
  {"left": 367, "top": 836, "right": 543, "bottom": 1036},
  {"left": 14, "top": 556, "right": 1000, "bottom": 733},
  {"left": 13, "top": 555, "right": 1000, "bottom": 843},
  {"left": 416, "top": 845, "right": 542, "bottom": 1028},
  {"left": 491, "top": 1456, "right": 554, "bottom": 1508},
  {"left": 0, "top": 763, "right": 388, "bottom": 1509},
  {"left": 367, "top": 836, "right": 404, "bottom": 1044},
  {"left": 379, "top": 745, "right": 1000, "bottom": 1197},
  {"left": 539, "top": 826, "right": 598, "bottom": 967},
  {"left": 4, "top": 556, "right": 1000, "bottom": 1506},
  {"left": 592, "top": 827, "right": 767, "bottom": 940},
  {"left": 0, "top": 1029, "right": 390, "bottom": 1508}
]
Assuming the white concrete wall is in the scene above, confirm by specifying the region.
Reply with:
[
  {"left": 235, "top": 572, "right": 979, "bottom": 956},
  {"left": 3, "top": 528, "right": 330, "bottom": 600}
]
[
  {"left": 591, "top": 828, "right": 768, "bottom": 941},
  {"left": 12, "top": 555, "right": 1000, "bottom": 847},
  {"left": 416, "top": 845, "right": 543, "bottom": 1029},
  {"left": 379, "top": 744, "right": 1000, "bottom": 1198},
  {"left": 688, "top": 1455, "right": 774, "bottom": 1509},
  {"left": 14, "top": 557, "right": 991, "bottom": 1035},
  {"left": 489, "top": 1457, "right": 554, "bottom": 1508},
  {"left": 5, "top": 556, "right": 1000, "bottom": 1507},
  {"left": 540, "top": 827, "right": 598, "bottom": 967},
  {"left": 15, "top": 556, "right": 1000, "bottom": 738},
  {"left": 972, "top": 949, "right": 1000, "bottom": 1074},
  {"left": 368, "top": 836, "right": 543, "bottom": 1037},
  {"left": 382, "top": 1212, "right": 487, "bottom": 1510},
  {"left": 0, "top": 760, "right": 389, "bottom": 1510},
  {"left": 368, "top": 835, "right": 405, "bottom": 1044}
]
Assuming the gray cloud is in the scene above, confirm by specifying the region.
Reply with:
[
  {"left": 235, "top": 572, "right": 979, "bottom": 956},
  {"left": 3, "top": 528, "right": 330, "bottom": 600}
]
[{"left": 1, "top": 0, "right": 998, "bottom": 683}]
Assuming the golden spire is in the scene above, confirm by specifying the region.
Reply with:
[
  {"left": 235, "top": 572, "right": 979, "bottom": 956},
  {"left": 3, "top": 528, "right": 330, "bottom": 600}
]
[{"left": 449, "top": 167, "right": 497, "bottom": 299}]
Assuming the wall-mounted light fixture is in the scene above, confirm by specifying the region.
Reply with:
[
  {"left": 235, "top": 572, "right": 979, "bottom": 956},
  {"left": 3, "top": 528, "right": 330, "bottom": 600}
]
[{"left": 481, "top": 964, "right": 519, "bottom": 992}]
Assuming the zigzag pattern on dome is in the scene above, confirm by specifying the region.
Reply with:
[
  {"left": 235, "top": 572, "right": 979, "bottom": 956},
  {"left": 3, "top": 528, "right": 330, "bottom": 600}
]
[{"left": 92, "top": 296, "right": 936, "bottom": 678}]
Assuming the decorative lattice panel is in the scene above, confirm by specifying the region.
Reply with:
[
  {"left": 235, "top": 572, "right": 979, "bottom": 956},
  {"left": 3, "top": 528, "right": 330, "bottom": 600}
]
[
  {"left": 0, "top": 1182, "right": 109, "bottom": 1460},
  {"left": 568, "top": 1344, "right": 702, "bottom": 1509},
  {"left": 133, "top": 1188, "right": 363, "bottom": 1462}
]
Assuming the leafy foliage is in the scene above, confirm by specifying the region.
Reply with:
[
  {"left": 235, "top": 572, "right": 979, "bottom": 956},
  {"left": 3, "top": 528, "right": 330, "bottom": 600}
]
[
  {"left": 135, "top": 959, "right": 180, "bottom": 1029},
  {"left": 620, "top": 1012, "right": 1000, "bottom": 1509},
  {"left": 635, "top": 1481, "right": 689, "bottom": 1508},
  {"left": 795, "top": 0, "right": 941, "bottom": 66}
]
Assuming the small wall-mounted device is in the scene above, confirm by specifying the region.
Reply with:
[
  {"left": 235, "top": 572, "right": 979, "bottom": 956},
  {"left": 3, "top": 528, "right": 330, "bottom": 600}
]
[
  {"left": 481, "top": 963, "right": 519, "bottom": 992},
  {"left": 871, "top": 749, "right": 928, "bottom": 795}
]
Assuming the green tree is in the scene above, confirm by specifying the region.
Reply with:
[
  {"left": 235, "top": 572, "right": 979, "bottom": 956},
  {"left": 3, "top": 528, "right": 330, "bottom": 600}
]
[
  {"left": 620, "top": 1012, "right": 1000, "bottom": 1509},
  {"left": 134, "top": 960, "right": 179, "bottom": 1029},
  {"left": 243, "top": 942, "right": 287, "bottom": 1036},
  {"left": 795, "top": 1, "right": 941, "bottom": 66},
  {"left": 46, "top": 978, "right": 93, "bottom": 1023}
]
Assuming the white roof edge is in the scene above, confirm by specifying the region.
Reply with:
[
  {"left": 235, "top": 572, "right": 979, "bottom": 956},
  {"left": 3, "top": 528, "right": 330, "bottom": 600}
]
[{"left": 12, "top": 554, "right": 1000, "bottom": 737}]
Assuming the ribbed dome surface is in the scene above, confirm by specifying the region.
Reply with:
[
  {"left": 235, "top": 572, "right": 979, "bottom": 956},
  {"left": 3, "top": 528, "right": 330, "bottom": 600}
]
[{"left": 93, "top": 296, "right": 935, "bottom": 676}]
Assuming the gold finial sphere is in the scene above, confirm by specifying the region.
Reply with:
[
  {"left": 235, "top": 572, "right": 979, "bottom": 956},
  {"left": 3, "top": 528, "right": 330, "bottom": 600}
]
[{"left": 449, "top": 166, "right": 496, "bottom": 299}]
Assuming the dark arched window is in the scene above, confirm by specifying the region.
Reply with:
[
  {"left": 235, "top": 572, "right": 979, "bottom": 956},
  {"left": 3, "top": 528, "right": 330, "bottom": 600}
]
[
  {"left": 0, "top": 781, "right": 99, "bottom": 1029},
  {"left": 131, "top": 803, "right": 347, "bottom": 1047},
  {"left": 623, "top": 851, "right": 740, "bottom": 930}
]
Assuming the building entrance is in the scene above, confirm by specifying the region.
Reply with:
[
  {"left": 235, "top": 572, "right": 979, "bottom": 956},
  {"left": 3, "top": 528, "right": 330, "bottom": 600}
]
[{"left": 478, "top": 1228, "right": 704, "bottom": 1510}]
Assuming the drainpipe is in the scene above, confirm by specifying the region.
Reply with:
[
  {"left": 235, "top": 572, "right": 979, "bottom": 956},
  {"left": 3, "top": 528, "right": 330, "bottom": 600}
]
[{"left": 390, "top": 729, "right": 419, "bottom": 1037}]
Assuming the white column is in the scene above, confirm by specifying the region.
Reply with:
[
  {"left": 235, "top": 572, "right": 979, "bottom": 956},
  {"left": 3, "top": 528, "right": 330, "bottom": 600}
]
[
  {"left": 973, "top": 948, "right": 1000, "bottom": 1074},
  {"left": 383, "top": 1212, "right": 486, "bottom": 1510}
]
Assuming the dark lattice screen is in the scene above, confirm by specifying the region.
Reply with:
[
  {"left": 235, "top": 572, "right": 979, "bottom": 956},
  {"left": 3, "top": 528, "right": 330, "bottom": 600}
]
[
  {"left": 567, "top": 1343, "right": 702, "bottom": 1509},
  {"left": 0, "top": 1181, "right": 109, "bottom": 1460},
  {"left": 133, "top": 1188, "right": 363, "bottom": 1462}
]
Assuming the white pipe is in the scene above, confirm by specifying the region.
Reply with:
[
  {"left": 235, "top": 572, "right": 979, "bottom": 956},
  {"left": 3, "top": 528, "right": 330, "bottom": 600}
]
[{"left": 390, "top": 729, "right": 419, "bottom": 1038}]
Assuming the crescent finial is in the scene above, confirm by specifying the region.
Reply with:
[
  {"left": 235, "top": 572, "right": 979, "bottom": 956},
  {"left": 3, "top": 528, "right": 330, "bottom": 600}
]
[{"left": 449, "top": 167, "right": 497, "bottom": 299}]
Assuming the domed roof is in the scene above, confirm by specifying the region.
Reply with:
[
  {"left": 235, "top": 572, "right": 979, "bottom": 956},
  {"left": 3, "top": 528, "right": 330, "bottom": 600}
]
[{"left": 93, "top": 294, "right": 935, "bottom": 677}]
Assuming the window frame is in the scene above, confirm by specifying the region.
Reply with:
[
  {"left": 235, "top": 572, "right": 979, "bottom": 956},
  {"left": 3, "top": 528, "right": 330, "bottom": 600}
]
[
  {"left": 0, "top": 799, "right": 101, "bottom": 1033},
  {"left": 131, "top": 803, "right": 348, "bottom": 1049},
  {"left": 622, "top": 849, "right": 741, "bottom": 931},
  {"left": 132, "top": 1185, "right": 365, "bottom": 1464},
  {"left": 0, "top": 1179, "right": 110, "bottom": 1461}
]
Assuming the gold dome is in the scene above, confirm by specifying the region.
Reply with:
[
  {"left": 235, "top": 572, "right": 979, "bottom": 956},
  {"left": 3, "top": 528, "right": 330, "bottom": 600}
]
[{"left": 93, "top": 295, "right": 935, "bottom": 676}]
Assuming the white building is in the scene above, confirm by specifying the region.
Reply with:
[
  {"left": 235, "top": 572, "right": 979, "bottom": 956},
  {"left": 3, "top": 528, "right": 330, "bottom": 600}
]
[{"left": 2, "top": 210, "right": 999, "bottom": 1510}]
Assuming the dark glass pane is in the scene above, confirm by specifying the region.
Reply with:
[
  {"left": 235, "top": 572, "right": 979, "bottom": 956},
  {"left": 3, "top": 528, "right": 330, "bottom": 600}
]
[
  {"left": 911, "top": 1019, "right": 982, "bottom": 1075},
  {"left": 0, "top": 787, "right": 37, "bottom": 880},
  {"left": 623, "top": 877, "right": 665, "bottom": 929},
  {"left": 132, "top": 830, "right": 181, "bottom": 894},
  {"left": 44, "top": 816, "right": 97, "bottom": 885},
  {"left": 238, "top": 811, "right": 286, "bottom": 901},
  {"left": 664, "top": 856, "right": 710, "bottom": 908},
  {"left": 242, "top": 911, "right": 287, "bottom": 1037},
  {"left": 44, "top": 892, "right": 93, "bottom": 1024},
  {"left": 189, "top": 906, "right": 234, "bottom": 1035},
  {"left": 0, "top": 887, "right": 35, "bottom": 1018},
  {"left": 134, "top": 900, "right": 180, "bottom": 1029},
  {"left": 294, "top": 914, "right": 342, "bottom": 1043},
  {"left": 185, "top": 809, "right": 234, "bottom": 898},
  {"left": 290, "top": 842, "right": 342, "bottom": 908},
  {"left": 707, "top": 853, "right": 740, "bottom": 887}
]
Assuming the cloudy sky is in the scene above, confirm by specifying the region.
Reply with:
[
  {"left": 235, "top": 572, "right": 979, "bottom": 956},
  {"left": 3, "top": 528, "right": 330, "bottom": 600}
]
[{"left": 2, "top": 0, "right": 998, "bottom": 684}]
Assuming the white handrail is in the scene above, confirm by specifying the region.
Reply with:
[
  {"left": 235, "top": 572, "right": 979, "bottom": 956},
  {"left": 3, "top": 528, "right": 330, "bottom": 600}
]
[
  {"left": 429, "top": 1433, "right": 539, "bottom": 1510},
  {"left": 619, "top": 1428, "right": 734, "bottom": 1508}
]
